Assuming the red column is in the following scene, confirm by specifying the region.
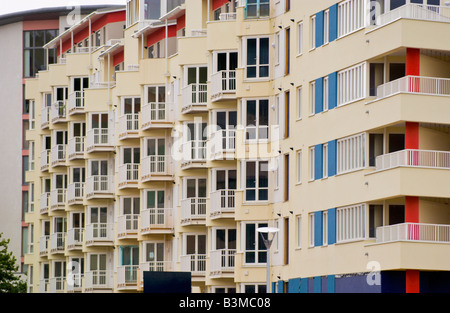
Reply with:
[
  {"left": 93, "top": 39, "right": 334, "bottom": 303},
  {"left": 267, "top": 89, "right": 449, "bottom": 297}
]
[
  {"left": 406, "top": 270, "right": 420, "bottom": 293},
  {"left": 406, "top": 48, "right": 420, "bottom": 93}
]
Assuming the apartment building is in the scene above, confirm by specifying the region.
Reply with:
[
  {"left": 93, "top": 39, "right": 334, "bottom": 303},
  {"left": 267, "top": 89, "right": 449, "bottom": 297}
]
[{"left": 23, "top": 0, "right": 450, "bottom": 293}]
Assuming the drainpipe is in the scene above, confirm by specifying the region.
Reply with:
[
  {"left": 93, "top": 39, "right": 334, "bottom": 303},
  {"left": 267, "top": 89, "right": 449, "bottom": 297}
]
[
  {"left": 108, "top": 53, "right": 111, "bottom": 104},
  {"left": 89, "top": 18, "right": 92, "bottom": 68}
]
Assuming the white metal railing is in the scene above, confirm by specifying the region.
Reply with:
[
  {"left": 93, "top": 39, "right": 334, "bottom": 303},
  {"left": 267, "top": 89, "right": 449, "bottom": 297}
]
[
  {"left": 181, "top": 140, "right": 207, "bottom": 163},
  {"left": 51, "top": 144, "right": 66, "bottom": 165},
  {"left": 210, "top": 249, "right": 236, "bottom": 273},
  {"left": 50, "top": 232, "right": 65, "bottom": 252},
  {"left": 376, "top": 223, "right": 450, "bottom": 243},
  {"left": 85, "top": 223, "right": 114, "bottom": 242},
  {"left": 127, "top": 64, "right": 139, "bottom": 71},
  {"left": 50, "top": 189, "right": 66, "bottom": 208},
  {"left": 117, "top": 214, "right": 139, "bottom": 235},
  {"left": 181, "top": 84, "right": 208, "bottom": 111},
  {"left": 67, "top": 228, "right": 84, "bottom": 248},
  {"left": 51, "top": 100, "right": 67, "bottom": 122},
  {"left": 86, "top": 128, "right": 111, "bottom": 149},
  {"left": 219, "top": 13, "right": 237, "bottom": 21},
  {"left": 210, "top": 129, "right": 236, "bottom": 158},
  {"left": 375, "top": 149, "right": 450, "bottom": 171},
  {"left": 139, "top": 261, "right": 173, "bottom": 274},
  {"left": 68, "top": 91, "right": 85, "bottom": 113},
  {"left": 376, "top": 75, "right": 450, "bottom": 99},
  {"left": 117, "top": 265, "right": 138, "bottom": 286},
  {"left": 49, "top": 277, "right": 65, "bottom": 293},
  {"left": 119, "top": 113, "right": 139, "bottom": 137},
  {"left": 180, "top": 254, "right": 206, "bottom": 274},
  {"left": 41, "top": 106, "right": 50, "bottom": 128},
  {"left": 140, "top": 208, "right": 173, "bottom": 232},
  {"left": 68, "top": 136, "right": 84, "bottom": 158},
  {"left": 58, "top": 57, "right": 66, "bottom": 65},
  {"left": 66, "top": 273, "right": 83, "bottom": 292},
  {"left": 211, "top": 70, "right": 236, "bottom": 97},
  {"left": 40, "top": 192, "right": 50, "bottom": 214},
  {"left": 141, "top": 102, "right": 174, "bottom": 128},
  {"left": 39, "top": 235, "right": 49, "bottom": 255},
  {"left": 86, "top": 175, "right": 113, "bottom": 196},
  {"left": 141, "top": 155, "right": 173, "bottom": 178},
  {"left": 40, "top": 149, "right": 50, "bottom": 170},
  {"left": 375, "top": 3, "right": 450, "bottom": 27},
  {"left": 119, "top": 164, "right": 139, "bottom": 185},
  {"left": 181, "top": 198, "right": 207, "bottom": 221},
  {"left": 39, "top": 279, "right": 49, "bottom": 293},
  {"left": 68, "top": 182, "right": 84, "bottom": 202},
  {"left": 85, "top": 270, "right": 110, "bottom": 289},
  {"left": 210, "top": 189, "right": 235, "bottom": 216},
  {"left": 191, "top": 29, "right": 207, "bottom": 36}
]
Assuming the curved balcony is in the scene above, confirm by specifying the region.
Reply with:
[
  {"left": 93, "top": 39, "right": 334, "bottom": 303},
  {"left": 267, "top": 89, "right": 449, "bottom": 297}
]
[
  {"left": 375, "top": 149, "right": 450, "bottom": 172},
  {"left": 181, "top": 197, "right": 207, "bottom": 225},
  {"left": 210, "top": 70, "right": 236, "bottom": 102},
  {"left": 41, "top": 106, "right": 50, "bottom": 129},
  {"left": 51, "top": 100, "right": 67, "bottom": 124},
  {"left": 118, "top": 113, "right": 139, "bottom": 140},
  {"left": 141, "top": 102, "right": 174, "bottom": 130},
  {"left": 181, "top": 83, "right": 208, "bottom": 114},
  {"left": 85, "top": 175, "right": 114, "bottom": 199},
  {"left": 68, "top": 136, "right": 84, "bottom": 160},
  {"left": 140, "top": 208, "right": 174, "bottom": 234},
  {"left": 117, "top": 214, "right": 139, "bottom": 239},
  {"left": 51, "top": 144, "right": 66, "bottom": 167},
  {"left": 118, "top": 164, "right": 139, "bottom": 189},
  {"left": 50, "top": 189, "right": 66, "bottom": 211},
  {"left": 68, "top": 91, "right": 85, "bottom": 115},
  {"left": 67, "top": 182, "right": 84, "bottom": 205},
  {"left": 40, "top": 150, "right": 50, "bottom": 172},
  {"left": 141, "top": 155, "right": 174, "bottom": 182}
]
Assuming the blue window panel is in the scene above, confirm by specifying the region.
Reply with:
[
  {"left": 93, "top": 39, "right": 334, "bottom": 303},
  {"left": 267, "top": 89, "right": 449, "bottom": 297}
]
[
  {"left": 278, "top": 280, "right": 284, "bottom": 293},
  {"left": 328, "top": 139, "right": 337, "bottom": 177},
  {"left": 314, "top": 144, "right": 323, "bottom": 180},
  {"left": 288, "top": 278, "right": 301, "bottom": 293},
  {"left": 315, "top": 11, "right": 324, "bottom": 48},
  {"left": 300, "top": 278, "right": 308, "bottom": 293},
  {"left": 314, "top": 211, "right": 323, "bottom": 247},
  {"left": 308, "top": 278, "right": 314, "bottom": 293},
  {"left": 322, "top": 276, "right": 328, "bottom": 293},
  {"left": 271, "top": 282, "right": 276, "bottom": 293},
  {"left": 315, "top": 77, "right": 324, "bottom": 114},
  {"left": 328, "top": 208, "right": 337, "bottom": 245},
  {"left": 328, "top": 72, "right": 338, "bottom": 109},
  {"left": 329, "top": 4, "right": 338, "bottom": 42},
  {"left": 314, "top": 276, "right": 322, "bottom": 293},
  {"left": 328, "top": 275, "right": 336, "bottom": 293}
]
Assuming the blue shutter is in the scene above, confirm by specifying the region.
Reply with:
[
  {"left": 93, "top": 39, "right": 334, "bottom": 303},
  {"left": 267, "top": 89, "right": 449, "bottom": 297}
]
[
  {"left": 288, "top": 278, "right": 301, "bottom": 293},
  {"left": 300, "top": 278, "right": 308, "bottom": 293},
  {"left": 278, "top": 280, "right": 284, "bottom": 293},
  {"left": 327, "top": 275, "right": 336, "bottom": 293},
  {"left": 328, "top": 208, "right": 336, "bottom": 245},
  {"left": 315, "top": 11, "right": 324, "bottom": 48},
  {"left": 271, "top": 282, "right": 276, "bottom": 293},
  {"left": 314, "top": 144, "right": 323, "bottom": 180},
  {"left": 314, "top": 276, "right": 322, "bottom": 293},
  {"left": 315, "top": 77, "right": 324, "bottom": 114},
  {"left": 328, "top": 139, "right": 337, "bottom": 177},
  {"left": 314, "top": 211, "right": 323, "bottom": 247},
  {"left": 329, "top": 4, "right": 338, "bottom": 42},
  {"left": 328, "top": 72, "right": 338, "bottom": 109}
]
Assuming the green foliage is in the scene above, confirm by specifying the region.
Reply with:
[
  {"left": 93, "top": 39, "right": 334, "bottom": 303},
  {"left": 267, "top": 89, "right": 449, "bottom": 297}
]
[{"left": 0, "top": 233, "right": 27, "bottom": 293}]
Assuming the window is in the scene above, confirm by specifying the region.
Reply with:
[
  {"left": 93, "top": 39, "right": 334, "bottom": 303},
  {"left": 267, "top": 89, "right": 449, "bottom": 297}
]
[
  {"left": 309, "top": 147, "right": 315, "bottom": 181},
  {"left": 29, "top": 141, "right": 35, "bottom": 171},
  {"left": 337, "top": 62, "right": 366, "bottom": 106},
  {"left": 144, "top": 242, "right": 165, "bottom": 271},
  {"left": 338, "top": 0, "right": 365, "bottom": 38},
  {"left": 337, "top": 133, "right": 366, "bottom": 174},
  {"left": 245, "top": 0, "right": 270, "bottom": 19},
  {"left": 369, "top": 204, "right": 383, "bottom": 238},
  {"left": 245, "top": 161, "right": 269, "bottom": 202},
  {"left": 296, "top": 215, "right": 301, "bottom": 249},
  {"left": 297, "top": 21, "right": 303, "bottom": 55},
  {"left": 310, "top": 15, "right": 316, "bottom": 49},
  {"left": 322, "top": 211, "right": 328, "bottom": 245},
  {"left": 244, "top": 222, "right": 268, "bottom": 264},
  {"left": 24, "top": 29, "right": 58, "bottom": 77},
  {"left": 29, "top": 100, "right": 35, "bottom": 129},
  {"left": 296, "top": 150, "right": 302, "bottom": 184},
  {"left": 323, "top": 76, "right": 329, "bottom": 111},
  {"left": 336, "top": 204, "right": 366, "bottom": 243},
  {"left": 285, "top": 28, "right": 291, "bottom": 75},
  {"left": 324, "top": 9, "right": 329, "bottom": 44},
  {"left": 245, "top": 37, "right": 270, "bottom": 79},
  {"left": 245, "top": 99, "right": 269, "bottom": 141},
  {"left": 242, "top": 284, "right": 267, "bottom": 293},
  {"left": 323, "top": 143, "right": 328, "bottom": 179},
  {"left": 309, "top": 81, "right": 315, "bottom": 115},
  {"left": 308, "top": 213, "right": 314, "bottom": 247}
]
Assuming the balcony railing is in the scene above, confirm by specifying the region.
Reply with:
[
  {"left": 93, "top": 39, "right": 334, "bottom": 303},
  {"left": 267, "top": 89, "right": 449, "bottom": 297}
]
[
  {"left": 41, "top": 106, "right": 50, "bottom": 128},
  {"left": 40, "top": 192, "right": 50, "bottom": 214},
  {"left": 49, "top": 277, "right": 65, "bottom": 293},
  {"left": 51, "top": 100, "right": 67, "bottom": 123},
  {"left": 141, "top": 102, "right": 174, "bottom": 129},
  {"left": 210, "top": 249, "right": 236, "bottom": 274},
  {"left": 68, "top": 91, "right": 85, "bottom": 114},
  {"left": 86, "top": 128, "right": 113, "bottom": 152},
  {"left": 219, "top": 13, "right": 237, "bottom": 21},
  {"left": 210, "top": 70, "right": 236, "bottom": 101},
  {"left": 181, "top": 140, "right": 207, "bottom": 164},
  {"left": 86, "top": 175, "right": 113, "bottom": 197},
  {"left": 118, "top": 164, "right": 139, "bottom": 187},
  {"left": 39, "top": 235, "right": 49, "bottom": 256},
  {"left": 66, "top": 273, "right": 83, "bottom": 292},
  {"left": 68, "top": 182, "right": 84, "bottom": 204},
  {"left": 141, "top": 155, "right": 173, "bottom": 180},
  {"left": 210, "top": 189, "right": 235, "bottom": 217},
  {"left": 180, "top": 254, "right": 206, "bottom": 275},
  {"left": 84, "top": 270, "right": 111, "bottom": 289},
  {"left": 376, "top": 75, "right": 450, "bottom": 99},
  {"left": 117, "top": 214, "right": 139, "bottom": 237},
  {"left": 139, "top": 261, "right": 173, "bottom": 274},
  {"left": 117, "top": 265, "right": 138, "bottom": 287},
  {"left": 85, "top": 223, "right": 114, "bottom": 244},
  {"left": 376, "top": 222, "right": 450, "bottom": 244},
  {"left": 50, "top": 232, "right": 65, "bottom": 253},
  {"left": 181, "top": 84, "right": 208, "bottom": 113},
  {"left": 140, "top": 208, "right": 173, "bottom": 233},
  {"left": 39, "top": 279, "right": 49, "bottom": 293},
  {"left": 68, "top": 136, "right": 84, "bottom": 160},
  {"left": 375, "top": 149, "right": 450, "bottom": 171},
  {"left": 67, "top": 228, "right": 84, "bottom": 249},
  {"left": 375, "top": 3, "right": 450, "bottom": 27},
  {"left": 181, "top": 198, "right": 207, "bottom": 223},
  {"left": 209, "top": 129, "right": 236, "bottom": 160},
  {"left": 50, "top": 189, "right": 66, "bottom": 209},
  {"left": 40, "top": 149, "right": 50, "bottom": 171},
  {"left": 118, "top": 113, "right": 139, "bottom": 139},
  {"left": 51, "top": 144, "right": 66, "bottom": 166}
]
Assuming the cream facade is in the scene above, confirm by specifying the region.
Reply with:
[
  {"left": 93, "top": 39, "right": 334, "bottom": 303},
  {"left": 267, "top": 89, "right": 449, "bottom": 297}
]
[{"left": 24, "top": 0, "right": 450, "bottom": 293}]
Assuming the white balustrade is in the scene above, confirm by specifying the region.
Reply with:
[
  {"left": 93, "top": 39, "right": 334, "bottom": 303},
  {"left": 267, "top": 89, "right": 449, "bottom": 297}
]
[
  {"left": 376, "top": 223, "right": 450, "bottom": 243},
  {"left": 375, "top": 149, "right": 450, "bottom": 171},
  {"left": 376, "top": 75, "right": 450, "bottom": 99}
]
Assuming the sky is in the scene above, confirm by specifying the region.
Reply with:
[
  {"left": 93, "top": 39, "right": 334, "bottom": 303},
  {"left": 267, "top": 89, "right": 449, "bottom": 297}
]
[{"left": 0, "top": 0, "right": 127, "bottom": 17}]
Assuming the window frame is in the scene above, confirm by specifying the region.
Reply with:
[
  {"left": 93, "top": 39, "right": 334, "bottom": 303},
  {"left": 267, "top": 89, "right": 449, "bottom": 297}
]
[{"left": 244, "top": 36, "right": 270, "bottom": 80}]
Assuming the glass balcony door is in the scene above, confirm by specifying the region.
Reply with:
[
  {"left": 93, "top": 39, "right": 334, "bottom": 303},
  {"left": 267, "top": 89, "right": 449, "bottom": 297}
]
[{"left": 121, "top": 246, "right": 139, "bottom": 283}]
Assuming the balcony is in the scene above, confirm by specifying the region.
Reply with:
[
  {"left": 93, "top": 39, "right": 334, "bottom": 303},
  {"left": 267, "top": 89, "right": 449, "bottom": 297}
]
[
  {"left": 180, "top": 140, "right": 207, "bottom": 169},
  {"left": 85, "top": 175, "right": 114, "bottom": 199},
  {"left": 219, "top": 12, "right": 237, "bottom": 21},
  {"left": 68, "top": 91, "right": 85, "bottom": 115},
  {"left": 41, "top": 106, "right": 50, "bottom": 129},
  {"left": 68, "top": 137, "right": 85, "bottom": 160},
  {"left": 180, "top": 254, "right": 206, "bottom": 276},
  {"left": 375, "top": 149, "right": 450, "bottom": 172},
  {"left": 140, "top": 208, "right": 174, "bottom": 234},
  {"left": 117, "top": 214, "right": 139, "bottom": 239},
  {"left": 84, "top": 270, "right": 113, "bottom": 291},
  {"left": 50, "top": 144, "right": 66, "bottom": 167},
  {"left": 138, "top": 261, "right": 174, "bottom": 287},
  {"left": 117, "top": 265, "right": 138, "bottom": 290},
  {"left": 118, "top": 164, "right": 139, "bottom": 189},
  {"left": 141, "top": 155, "right": 174, "bottom": 182},
  {"left": 67, "top": 182, "right": 84, "bottom": 205},
  {"left": 39, "top": 279, "right": 49, "bottom": 293},
  {"left": 50, "top": 189, "right": 66, "bottom": 211},
  {"left": 181, "top": 84, "right": 208, "bottom": 114},
  {"left": 40, "top": 192, "right": 50, "bottom": 215},
  {"left": 118, "top": 113, "right": 139, "bottom": 140},
  {"left": 210, "top": 70, "right": 236, "bottom": 102},
  {"left": 51, "top": 100, "right": 67, "bottom": 124},
  {"left": 86, "top": 128, "right": 114, "bottom": 153},
  {"left": 209, "top": 129, "right": 236, "bottom": 160},
  {"left": 39, "top": 235, "right": 49, "bottom": 257},
  {"left": 66, "top": 274, "right": 83, "bottom": 293},
  {"left": 67, "top": 228, "right": 83, "bottom": 250},
  {"left": 85, "top": 223, "right": 114, "bottom": 246},
  {"left": 49, "top": 277, "right": 65, "bottom": 293},
  {"left": 209, "top": 249, "right": 236, "bottom": 278},
  {"left": 49, "top": 232, "right": 65, "bottom": 254},
  {"left": 181, "top": 198, "right": 207, "bottom": 225},
  {"left": 376, "top": 75, "right": 450, "bottom": 100},
  {"left": 141, "top": 102, "right": 174, "bottom": 130},
  {"left": 210, "top": 189, "right": 235, "bottom": 219},
  {"left": 40, "top": 150, "right": 50, "bottom": 172},
  {"left": 376, "top": 222, "right": 450, "bottom": 244}
]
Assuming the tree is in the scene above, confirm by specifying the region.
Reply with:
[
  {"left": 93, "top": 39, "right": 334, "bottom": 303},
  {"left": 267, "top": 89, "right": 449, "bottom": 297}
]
[{"left": 0, "top": 233, "right": 27, "bottom": 293}]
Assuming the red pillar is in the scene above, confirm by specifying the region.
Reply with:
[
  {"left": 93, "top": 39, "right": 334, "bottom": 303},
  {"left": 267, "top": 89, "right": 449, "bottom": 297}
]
[
  {"left": 406, "top": 270, "right": 420, "bottom": 293},
  {"left": 406, "top": 48, "right": 421, "bottom": 76}
]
